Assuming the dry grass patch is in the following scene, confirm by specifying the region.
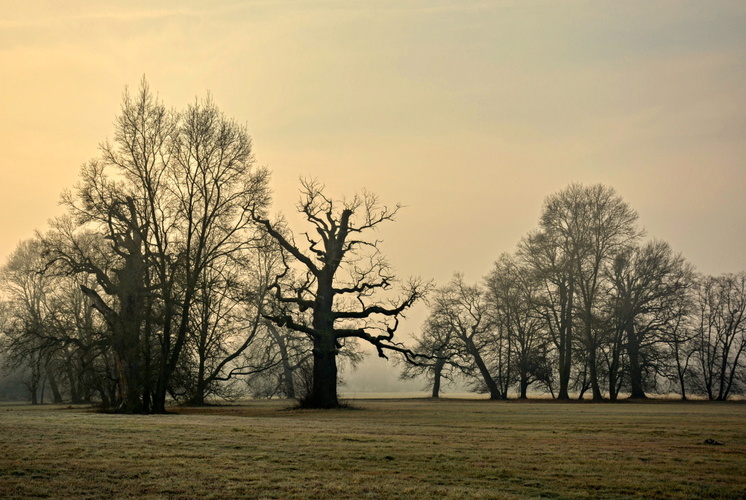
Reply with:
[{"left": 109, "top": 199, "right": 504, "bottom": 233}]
[{"left": 0, "top": 399, "right": 744, "bottom": 499}]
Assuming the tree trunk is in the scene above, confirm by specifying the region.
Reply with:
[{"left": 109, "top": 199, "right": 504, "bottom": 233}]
[
  {"left": 583, "top": 312, "right": 603, "bottom": 401},
  {"left": 193, "top": 380, "right": 206, "bottom": 406},
  {"left": 608, "top": 354, "right": 618, "bottom": 401},
  {"left": 467, "top": 339, "right": 501, "bottom": 400},
  {"left": 305, "top": 334, "right": 339, "bottom": 408},
  {"left": 283, "top": 363, "right": 297, "bottom": 400},
  {"left": 588, "top": 344, "right": 603, "bottom": 401},
  {"left": 117, "top": 355, "right": 145, "bottom": 414},
  {"left": 46, "top": 368, "right": 63, "bottom": 404},
  {"left": 190, "top": 352, "right": 207, "bottom": 406},
  {"left": 626, "top": 325, "right": 646, "bottom": 399},
  {"left": 558, "top": 342, "right": 571, "bottom": 400},
  {"left": 519, "top": 355, "right": 529, "bottom": 399},
  {"left": 271, "top": 326, "right": 297, "bottom": 399},
  {"left": 519, "top": 375, "right": 529, "bottom": 399},
  {"left": 557, "top": 281, "right": 573, "bottom": 400},
  {"left": 152, "top": 313, "right": 171, "bottom": 414},
  {"left": 678, "top": 369, "right": 688, "bottom": 401},
  {"left": 431, "top": 358, "right": 445, "bottom": 398},
  {"left": 67, "top": 364, "right": 81, "bottom": 404}
]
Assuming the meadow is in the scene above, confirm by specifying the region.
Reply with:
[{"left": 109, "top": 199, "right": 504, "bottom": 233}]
[{"left": 0, "top": 399, "right": 744, "bottom": 499}]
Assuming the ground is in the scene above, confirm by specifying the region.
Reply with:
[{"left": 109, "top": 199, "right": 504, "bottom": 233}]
[{"left": 0, "top": 398, "right": 744, "bottom": 499}]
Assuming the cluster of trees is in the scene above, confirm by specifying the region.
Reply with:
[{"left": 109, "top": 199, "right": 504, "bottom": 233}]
[
  {"left": 403, "top": 184, "right": 746, "bottom": 401},
  {"left": 0, "top": 81, "right": 423, "bottom": 411},
  {"left": 1, "top": 81, "right": 743, "bottom": 411},
  {"left": 1, "top": 81, "right": 273, "bottom": 412}
]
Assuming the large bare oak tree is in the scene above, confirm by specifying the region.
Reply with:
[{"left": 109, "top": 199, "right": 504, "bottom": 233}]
[{"left": 252, "top": 179, "right": 427, "bottom": 408}]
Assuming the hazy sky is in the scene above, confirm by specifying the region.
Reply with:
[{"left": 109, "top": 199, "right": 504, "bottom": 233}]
[{"left": 2, "top": 2, "right": 745, "bottom": 336}]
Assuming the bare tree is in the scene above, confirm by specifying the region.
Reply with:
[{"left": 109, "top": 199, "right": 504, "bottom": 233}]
[
  {"left": 400, "top": 313, "right": 462, "bottom": 398},
  {"left": 1, "top": 239, "right": 58, "bottom": 404},
  {"left": 521, "top": 184, "right": 641, "bottom": 400},
  {"left": 252, "top": 179, "right": 427, "bottom": 408},
  {"left": 45, "top": 80, "right": 270, "bottom": 413},
  {"left": 177, "top": 238, "right": 280, "bottom": 404},
  {"left": 157, "top": 93, "right": 270, "bottom": 411},
  {"left": 243, "top": 323, "right": 312, "bottom": 399},
  {"left": 660, "top": 300, "right": 697, "bottom": 400},
  {"left": 485, "top": 254, "right": 551, "bottom": 399},
  {"left": 426, "top": 274, "right": 503, "bottom": 399},
  {"left": 690, "top": 273, "right": 746, "bottom": 400},
  {"left": 1, "top": 236, "right": 112, "bottom": 405},
  {"left": 605, "top": 240, "right": 693, "bottom": 399},
  {"left": 518, "top": 230, "right": 576, "bottom": 399}
]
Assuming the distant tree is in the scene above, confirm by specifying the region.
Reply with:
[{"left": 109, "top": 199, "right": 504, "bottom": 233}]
[
  {"left": 175, "top": 239, "right": 277, "bottom": 405},
  {"left": 0, "top": 236, "right": 111, "bottom": 405},
  {"left": 243, "top": 323, "right": 312, "bottom": 399},
  {"left": 660, "top": 300, "right": 697, "bottom": 400},
  {"left": 485, "top": 254, "right": 551, "bottom": 399},
  {"left": 426, "top": 274, "right": 503, "bottom": 399},
  {"left": 605, "top": 240, "right": 693, "bottom": 399},
  {"left": 690, "top": 273, "right": 746, "bottom": 400},
  {"left": 518, "top": 229, "right": 576, "bottom": 400},
  {"left": 520, "top": 184, "right": 641, "bottom": 400},
  {"left": 252, "top": 179, "right": 427, "bottom": 408},
  {"left": 400, "top": 313, "right": 462, "bottom": 398},
  {"left": 1, "top": 238, "right": 57, "bottom": 404}
]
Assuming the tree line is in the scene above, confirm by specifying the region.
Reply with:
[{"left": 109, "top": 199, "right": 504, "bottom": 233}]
[
  {"left": 402, "top": 184, "right": 746, "bottom": 401},
  {"left": 1, "top": 81, "right": 744, "bottom": 411}
]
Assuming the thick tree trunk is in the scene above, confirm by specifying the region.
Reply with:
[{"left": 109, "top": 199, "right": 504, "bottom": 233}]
[
  {"left": 626, "top": 325, "right": 646, "bottom": 399},
  {"left": 116, "top": 355, "right": 145, "bottom": 414},
  {"left": 519, "top": 374, "right": 529, "bottom": 399},
  {"left": 190, "top": 355, "right": 207, "bottom": 406},
  {"left": 67, "top": 364, "right": 82, "bottom": 404},
  {"left": 305, "top": 334, "right": 339, "bottom": 408},
  {"left": 431, "top": 358, "right": 445, "bottom": 398},
  {"left": 113, "top": 320, "right": 146, "bottom": 413},
  {"left": 192, "top": 381, "right": 206, "bottom": 406},
  {"left": 46, "top": 368, "right": 63, "bottom": 404}
]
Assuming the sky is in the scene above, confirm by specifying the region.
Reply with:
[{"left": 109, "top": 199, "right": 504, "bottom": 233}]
[{"left": 2, "top": 1, "right": 745, "bottom": 390}]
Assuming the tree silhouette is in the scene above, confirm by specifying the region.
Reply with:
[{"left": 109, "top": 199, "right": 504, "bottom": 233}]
[{"left": 252, "top": 179, "right": 427, "bottom": 408}]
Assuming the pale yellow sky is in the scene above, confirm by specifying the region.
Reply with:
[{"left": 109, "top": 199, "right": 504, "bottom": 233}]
[{"left": 1, "top": 0, "right": 745, "bottom": 291}]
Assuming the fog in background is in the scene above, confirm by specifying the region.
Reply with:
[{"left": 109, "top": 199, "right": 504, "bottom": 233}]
[{"left": 2, "top": 1, "right": 744, "bottom": 393}]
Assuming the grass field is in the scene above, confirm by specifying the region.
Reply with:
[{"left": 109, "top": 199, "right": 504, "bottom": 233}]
[{"left": 0, "top": 399, "right": 744, "bottom": 499}]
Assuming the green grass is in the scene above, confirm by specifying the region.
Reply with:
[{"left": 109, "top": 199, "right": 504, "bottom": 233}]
[{"left": 0, "top": 399, "right": 744, "bottom": 499}]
